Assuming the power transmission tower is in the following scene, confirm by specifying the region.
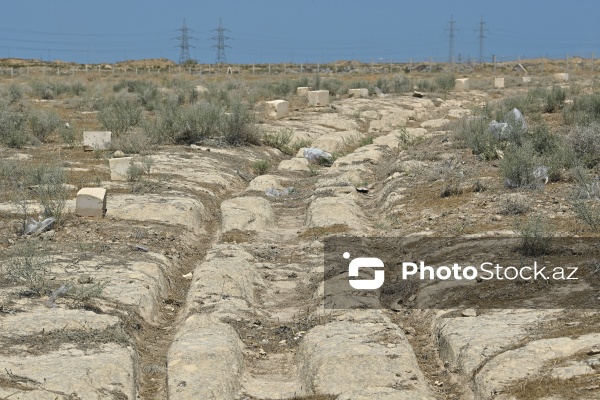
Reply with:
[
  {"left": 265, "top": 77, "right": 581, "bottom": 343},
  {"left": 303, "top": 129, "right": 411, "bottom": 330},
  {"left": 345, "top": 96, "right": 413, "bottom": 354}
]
[
  {"left": 176, "top": 19, "right": 195, "bottom": 64},
  {"left": 446, "top": 15, "right": 457, "bottom": 68},
  {"left": 476, "top": 16, "right": 488, "bottom": 64},
  {"left": 211, "top": 18, "right": 231, "bottom": 66}
]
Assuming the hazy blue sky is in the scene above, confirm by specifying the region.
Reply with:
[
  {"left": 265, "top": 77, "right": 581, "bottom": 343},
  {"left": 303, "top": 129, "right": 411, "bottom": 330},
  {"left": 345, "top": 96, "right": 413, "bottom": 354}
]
[{"left": 1, "top": 0, "right": 598, "bottom": 64}]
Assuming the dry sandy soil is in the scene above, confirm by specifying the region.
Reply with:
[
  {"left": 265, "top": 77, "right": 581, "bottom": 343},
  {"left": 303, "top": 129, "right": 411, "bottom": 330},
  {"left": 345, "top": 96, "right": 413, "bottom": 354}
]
[{"left": 0, "top": 59, "right": 599, "bottom": 400}]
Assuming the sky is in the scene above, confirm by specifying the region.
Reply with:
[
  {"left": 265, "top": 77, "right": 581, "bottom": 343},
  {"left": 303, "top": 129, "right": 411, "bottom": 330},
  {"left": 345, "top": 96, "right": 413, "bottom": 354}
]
[{"left": 1, "top": 0, "right": 599, "bottom": 65}]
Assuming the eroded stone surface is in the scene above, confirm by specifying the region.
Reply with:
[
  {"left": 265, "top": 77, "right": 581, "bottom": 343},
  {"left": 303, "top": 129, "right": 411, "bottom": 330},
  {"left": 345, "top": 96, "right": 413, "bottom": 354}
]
[
  {"left": 299, "top": 312, "right": 434, "bottom": 399},
  {"left": 168, "top": 314, "right": 244, "bottom": 400},
  {"left": 221, "top": 196, "right": 275, "bottom": 232},
  {"left": 0, "top": 344, "right": 136, "bottom": 400}
]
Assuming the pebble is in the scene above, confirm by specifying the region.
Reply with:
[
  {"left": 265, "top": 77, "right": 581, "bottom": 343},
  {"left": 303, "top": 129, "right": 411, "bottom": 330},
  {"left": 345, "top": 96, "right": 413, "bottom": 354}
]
[{"left": 462, "top": 309, "right": 477, "bottom": 317}]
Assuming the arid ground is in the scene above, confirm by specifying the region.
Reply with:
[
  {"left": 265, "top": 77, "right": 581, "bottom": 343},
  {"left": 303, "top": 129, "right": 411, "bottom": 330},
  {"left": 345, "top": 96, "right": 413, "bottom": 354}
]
[{"left": 0, "top": 58, "right": 599, "bottom": 399}]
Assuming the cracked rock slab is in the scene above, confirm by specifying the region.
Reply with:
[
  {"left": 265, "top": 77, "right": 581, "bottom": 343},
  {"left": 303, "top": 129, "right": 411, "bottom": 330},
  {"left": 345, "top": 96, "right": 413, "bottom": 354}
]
[
  {"left": 167, "top": 314, "right": 244, "bottom": 400},
  {"left": 0, "top": 343, "right": 136, "bottom": 400}
]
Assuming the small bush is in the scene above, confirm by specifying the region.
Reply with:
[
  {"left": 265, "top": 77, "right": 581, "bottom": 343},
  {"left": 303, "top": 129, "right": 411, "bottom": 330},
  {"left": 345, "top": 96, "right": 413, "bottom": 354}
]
[
  {"left": 58, "top": 124, "right": 76, "bottom": 146},
  {"left": 501, "top": 141, "right": 545, "bottom": 189},
  {"left": 113, "top": 79, "right": 159, "bottom": 111},
  {"left": 263, "top": 130, "right": 292, "bottom": 150},
  {"left": 393, "top": 75, "right": 412, "bottom": 93},
  {"left": 573, "top": 200, "right": 600, "bottom": 232},
  {"left": 374, "top": 77, "right": 391, "bottom": 93},
  {"left": 98, "top": 94, "right": 143, "bottom": 136},
  {"left": 268, "top": 78, "right": 296, "bottom": 98},
  {"left": 499, "top": 194, "right": 531, "bottom": 215},
  {"left": 434, "top": 158, "right": 464, "bottom": 198},
  {"left": 563, "top": 93, "right": 600, "bottom": 125},
  {"left": 434, "top": 74, "right": 456, "bottom": 92},
  {"left": 454, "top": 116, "right": 499, "bottom": 160},
  {"left": 222, "top": 99, "right": 260, "bottom": 145},
  {"left": 68, "top": 280, "right": 110, "bottom": 304},
  {"left": 251, "top": 159, "right": 271, "bottom": 175},
  {"left": 0, "top": 102, "right": 28, "bottom": 148},
  {"left": 3, "top": 242, "right": 52, "bottom": 295},
  {"left": 569, "top": 122, "right": 600, "bottom": 168},
  {"left": 6, "top": 83, "right": 25, "bottom": 105},
  {"left": 518, "top": 214, "right": 553, "bottom": 256},
  {"left": 320, "top": 78, "right": 345, "bottom": 96},
  {"left": 28, "top": 109, "right": 61, "bottom": 142},
  {"left": 542, "top": 86, "right": 566, "bottom": 113},
  {"left": 126, "top": 159, "right": 145, "bottom": 182},
  {"left": 29, "top": 162, "right": 68, "bottom": 223},
  {"left": 29, "top": 80, "right": 86, "bottom": 99},
  {"left": 358, "top": 135, "right": 374, "bottom": 147},
  {"left": 111, "top": 131, "right": 153, "bottom": 154}
]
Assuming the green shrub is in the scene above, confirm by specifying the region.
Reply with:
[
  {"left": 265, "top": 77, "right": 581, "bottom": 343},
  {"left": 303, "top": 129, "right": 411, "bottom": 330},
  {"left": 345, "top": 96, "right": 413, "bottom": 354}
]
[
  {"left": 321, "top": 78, "right": 345, "bottom": 96},
  {"left": 113, "top": 79, "right": 159, "bottom": 111},
  {"left": 573, "top": 200, "right": 600, "bottom": 232},
  {"left": 518, "top": 214, "right": 553, "bottom": 256},
  {"left": 434, "top": 74, "right": 455, "bottom": 92},
  {"left": 126, "top": 159, "right": 145, "bottom": 182},
  {"left": 111, "top": 131, "right": 153, "bottom": 154},
  {"left": 202, "top": 84, "right": 231, "bottom": 108},
  {"left": 98, "top": 94, "right": 143, "bottom": 136},
  {"left": 28, "top": 109, "right": 61, "bottom": 142},
  {"left": 0, "top": 102, "right": 28, "bottom": 147},
  {"left": 222, "top": 99, "right": 260, "bottom": 145},
  {"left": 148, "top": 95, "right": 225, "bottom": 144},
  {"left": 499, "top": 194, "right": 531, "bottom": 215},
  {"left": 6, "top": 83, "right": 25, "bottom": 105},
  {"left": 501, "top": 141, "right": 544, "bottom": 188},
  {"left": 570, "top": 170, "right": 600, "bottom": 231},
  {"left": 569, "top": 122, "right": 600, "bottom": 168},
  {"left": 269, "top": 78, "right": 296, "bottom": 98},
  {"left": 3, "top": 242, "right": 53, "bottom": 296},
  {"left": 58, "top": 124, "right": 76, "bottom": 146},
  {"left": 29, "top": 80, "right": 86, "bottom": 99},
  {"left": 376, "top": 77, "right": 392, "bottom": 93},
  {"left": 263, "top": 130, "right": 292, "bottom": 151},
  {"left": 454, "top": 116, "right": 499, "bottom": 160},
  {"left": 542, "top": 86, "right": 566, "bottom": 113},
  {"left": 251, "top": 159, "right": 271, "bottom": 175},
  {"left": 29, "top": 162, "right": 68, "bottom": 223},
  {"left": 563, "top": 93, "right": 600, "bottom": 125},
  {"left": 393, "top": 75, "right": 412, "bottom": 93}
]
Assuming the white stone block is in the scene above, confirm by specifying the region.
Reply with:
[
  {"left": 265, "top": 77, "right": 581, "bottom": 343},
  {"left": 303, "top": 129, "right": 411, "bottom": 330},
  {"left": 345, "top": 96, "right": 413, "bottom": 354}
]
[
  {"left": 76, "top": 188, "right": 107, "bottom": 218},
  {"left": 83, "top": 131, "right": 111, "bottom": 151},
  {"left": 522, "top": 76, "right": 532, "bottom": 83},
  {"left": 194, "top": 85, "right": 208, "bottom": 94},
  {"left": 494, "top": 77, "right": 505, "bottom": 89},
  {"left": 265, "top": 100, "right": 289, "bottom": 119},
  {"left": 554, "top": 73, "right": 569, "bottom": 82},
  {"left": 308, "top": 90, "right": 329, "bottom": 106},
  {"left": 297, "top": 87, "right": 310, "bottom": 97},
  {"left": 109, "top": 157, "right": 133, "bottom": 181},
  {"left": 348, "top": 88, "right": 369, "bottom": 98},
  {"left": 455, "top": 78, "right": 470, "bottom": 91}
]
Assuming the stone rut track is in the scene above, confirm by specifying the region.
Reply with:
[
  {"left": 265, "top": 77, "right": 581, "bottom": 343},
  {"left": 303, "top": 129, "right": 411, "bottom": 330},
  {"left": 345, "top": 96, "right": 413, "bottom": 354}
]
[{"left": 2, "top": 91, "right": 600, "bottom": 400}]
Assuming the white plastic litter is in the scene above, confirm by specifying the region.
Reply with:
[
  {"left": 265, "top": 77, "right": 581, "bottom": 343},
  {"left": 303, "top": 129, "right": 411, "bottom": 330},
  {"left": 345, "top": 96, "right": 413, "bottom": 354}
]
[
  {"left": 303, "top": 148, "right": 333, "bottom": 164},
  {"left": 489, "top": 108, "right": 527, "bottom": 140},
  {"left": 24, "top": 217, "right": 56, "bottom": 235}
]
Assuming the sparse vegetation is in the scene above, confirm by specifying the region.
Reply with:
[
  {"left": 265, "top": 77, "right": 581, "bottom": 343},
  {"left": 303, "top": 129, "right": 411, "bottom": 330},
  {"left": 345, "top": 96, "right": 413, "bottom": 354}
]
[
  {"left": 518, "top": 213, "right": 553, "bottom": 256},
  {"left": 3, "top": 241, "right": 53, "bottom": 296},
  {"left": 28, "top": 109, "right": 61, "bottom": 142},
  {"left": 222, "top": 98, "right": 260, "bottom": 145},
  {"left": 98, "top": 93, "right": 143, "bottom": 136},
  {"left": 251, "top": 159, "right": 271, "bottom": 175}
]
